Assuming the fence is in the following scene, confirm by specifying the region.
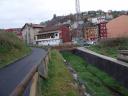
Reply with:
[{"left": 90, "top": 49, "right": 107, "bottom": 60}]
[{"left": 10, "top": 49, "right": 50, "bottom": 96}]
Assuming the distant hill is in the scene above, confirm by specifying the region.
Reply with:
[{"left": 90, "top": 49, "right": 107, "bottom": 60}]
[{"left": 40, "top": 10, "right": 128, "bottom": 26}]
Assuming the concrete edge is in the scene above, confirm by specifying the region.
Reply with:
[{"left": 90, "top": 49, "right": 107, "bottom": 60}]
[{"left": 77, "top": 47, "right": 128, "bottom": 67}]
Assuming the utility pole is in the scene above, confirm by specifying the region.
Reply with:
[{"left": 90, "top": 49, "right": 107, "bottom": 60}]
[
  {"left": 76, "top": 0, "right": 80, "bottom": 16},
  {"left": 75, "top": 0, "right": 81, "bottom": 39}
]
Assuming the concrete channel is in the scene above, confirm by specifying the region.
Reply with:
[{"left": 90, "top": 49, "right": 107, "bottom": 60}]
[
  {"left": 63, "top": 60, "right": 91, "bottom": 96},
  {"left": 72, "top": 47, "right": 128, "bottom": 89}
]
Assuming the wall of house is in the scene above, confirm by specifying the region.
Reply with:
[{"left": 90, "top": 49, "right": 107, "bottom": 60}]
[
  {"left": 98, "top": 22, "right": 107, "bottom": 39},
  {"left": 107, "top": 15, "right": 128, "bottom": 38},
  {"left": 22, "top": 25, "right": 29, "bottom": 44},
  {"left": 38, "top": 39, "right": 61, "bottom": 46},
  {"left": 29, "top": 27, "right": 42, "bottom": 44},
  {"left": 84, "top": 26, "right": 98, "bottom": 41},
  {"left": 22, "top": 25, "right": 42, "bottom": 45},
  {"left": 61, "top": 26, "right": 71, "bottom": 43},
  {"left": 35, "top": 31, "right": 62, "bottom": 46},
  {"left": 88, "top": 16, "right": 106, "bottom": 24}
]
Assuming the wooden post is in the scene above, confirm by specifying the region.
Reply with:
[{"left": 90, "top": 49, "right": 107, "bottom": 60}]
[{"left": 29, "top": 72, "right": 39, "bottom": 96}]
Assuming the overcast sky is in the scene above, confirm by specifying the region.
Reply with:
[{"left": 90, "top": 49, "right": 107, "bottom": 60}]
[{"left": 0, "top": 0, "right": 128, "bottom": 29}]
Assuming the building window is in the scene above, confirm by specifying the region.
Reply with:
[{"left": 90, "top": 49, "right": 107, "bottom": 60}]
[
  {"left": 34, "top": 36, "right": 36, "bottom": 40},
  {"left": 55, "top": 33, "right": 58, "bottom": 36}
]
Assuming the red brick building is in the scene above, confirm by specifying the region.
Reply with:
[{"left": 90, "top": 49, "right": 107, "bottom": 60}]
[
  {"left": 98, "top": 22, "right": 107, "bottom": 39},
  {"left": 107, "top": 15, "right": 128, "bottom": 38},
  {"left": 60, "top": 25, "right": 71, "bottom": 43},
  {"left": 84, "top": 25, "right": 98, "bottom": 41}
]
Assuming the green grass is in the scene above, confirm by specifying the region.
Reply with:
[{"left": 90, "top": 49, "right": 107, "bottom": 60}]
[
  {"left": 61, "top": 51, "right": 128, "bottom": 96},
  {"left": 88, "top": 45, "right": 117, "bottom": 58},
  {"left": 0, "top": 31, "right": 31, "bottom": 68},
  {"left": 39, "top": 50, "right": 79, "bottom": 96},
  {"left": 88, "top": 38, "right": 128, "bottom": 58}
]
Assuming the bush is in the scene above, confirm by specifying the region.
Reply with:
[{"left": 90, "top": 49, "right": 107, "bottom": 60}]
[
  {"left": 0, "top": 31, "right": 26, "bottom": 53},
  {"left": 0, "top": 30, "right": 30, "bottom": 68},
  {"left": 99, "top": 38, "right": 128, "bottom": 49}
]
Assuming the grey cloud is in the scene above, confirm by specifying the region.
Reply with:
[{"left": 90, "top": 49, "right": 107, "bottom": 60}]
[{"left": 0, "top": 0, "right": 127, "bottom": 28}]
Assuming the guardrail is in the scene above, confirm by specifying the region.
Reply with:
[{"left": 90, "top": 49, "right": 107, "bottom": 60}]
[
  {"left": 29, "top": 49, "right": 50, "bottom": 96},
  {"left": 10, "top": 48, "right": 50, "bottom": 96}
]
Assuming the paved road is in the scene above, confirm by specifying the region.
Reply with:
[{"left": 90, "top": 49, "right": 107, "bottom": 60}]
[{"left": 0, "top": 48, "right": 47, "bottom": 96}]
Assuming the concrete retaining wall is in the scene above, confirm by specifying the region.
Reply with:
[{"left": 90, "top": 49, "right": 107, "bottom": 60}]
[{"left": 73, "top": 47, "right": 128, "bottom": 89}]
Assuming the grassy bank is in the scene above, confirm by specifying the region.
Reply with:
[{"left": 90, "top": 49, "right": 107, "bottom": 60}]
[
  {"left": 88, "top": 45, "right": 117, "bottom": 58},
  {"left": 62, "top": 51, "right": 128, "bottom": 96},
  {"left": 88, "top": 38, "right": 128, "bottom": 58},
  {"left": 0, "top": 31, "right": 31, "bottom": 68},
  {"left": 39, "top": 50, "right": 79, "bottom": 96}
]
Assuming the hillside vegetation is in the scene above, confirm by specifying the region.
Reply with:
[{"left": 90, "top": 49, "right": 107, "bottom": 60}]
[
  {"left": 0, "top": 31, "right": 31, "bottom": 68},
  {"left": 88, "top": 38, "right": 128, "bottom": 58},
  {"left": 40, "top": 50, "right": 79, "bottom": 96}
]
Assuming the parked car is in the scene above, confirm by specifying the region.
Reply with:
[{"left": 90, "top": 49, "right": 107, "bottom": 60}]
[{"left": 86, "top": 41, "right": 96, "bottom": 45}]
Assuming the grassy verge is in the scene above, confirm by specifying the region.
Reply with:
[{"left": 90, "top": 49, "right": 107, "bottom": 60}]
[
  {"left": 88, "top": 38, "right": 128, "bottom": 58},
  {"left": 88, "top": 45, "right": 117, "bottom": 58},
  {"left": 61, "top": 51, "right": 128, "bottom": 96},
  {"left": 0, "top": 31, "right": 31, "bottom": 68},
  {"left": 39, "top": 50, "right": 79, "bottom": 96}
]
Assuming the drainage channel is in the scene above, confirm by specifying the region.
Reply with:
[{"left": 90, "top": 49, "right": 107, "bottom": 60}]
[
  {"left": 63, "top": 59, "right": 91, "bottom": 96},
  {"left": 87, "top": 69, "right": 123, "bottom": 96},
  {"left": 63, "top": 59, "right": 123, "bottom": 96}
]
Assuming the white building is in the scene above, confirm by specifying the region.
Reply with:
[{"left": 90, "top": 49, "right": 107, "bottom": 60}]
[
  {"left": 35, "top": 25, "right": 71, "bottom": 46},
  {"left": 35, "top": 26, "right": 62, "bottom": 46},
  {"left": 88, "top": 16, "right": 106, "bottom": 24},
  {"left": 21, "top": 23, "right": 45, "bottom": 45}
]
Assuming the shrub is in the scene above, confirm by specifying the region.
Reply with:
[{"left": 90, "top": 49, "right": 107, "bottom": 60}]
[
  {"left": 99, "top": 38, "right": 128, "bottom": 49},
  {"left": 0, "top": 31, "right": 26, "bottom": 53}
]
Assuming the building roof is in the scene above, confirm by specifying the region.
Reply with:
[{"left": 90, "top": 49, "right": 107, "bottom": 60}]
[
  {"left": 106, "top": 15, "right": 128, "bottom": 38},
  {"left": 107, "top": 15, "right": 128, "bottom": 24},
  {"left": 21, "top": 23, "right": 45, "bottom": 31},
  {"left": 38, "top": 24, "right": 70, "bottom": 33},
  {"left": 38, "top": 26, "right": 61, "bottom": 33},
  {"left": 30, "top": 24, "right": 45, "bottom": 28}
]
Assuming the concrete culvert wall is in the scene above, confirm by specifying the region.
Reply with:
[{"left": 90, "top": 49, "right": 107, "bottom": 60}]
[{"left": 72, "top": 47, "right": 128, "bottom": 89}]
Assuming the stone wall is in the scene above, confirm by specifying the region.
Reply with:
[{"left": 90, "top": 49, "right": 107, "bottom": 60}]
[{"left": 73, "top": 47, "right": 128, "bottom": 89}]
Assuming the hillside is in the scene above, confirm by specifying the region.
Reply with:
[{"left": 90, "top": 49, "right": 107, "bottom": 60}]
[{"left": 0, "top": 31, "right": 31, "bottom": 68}]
